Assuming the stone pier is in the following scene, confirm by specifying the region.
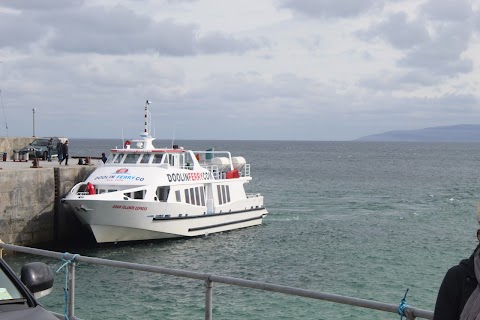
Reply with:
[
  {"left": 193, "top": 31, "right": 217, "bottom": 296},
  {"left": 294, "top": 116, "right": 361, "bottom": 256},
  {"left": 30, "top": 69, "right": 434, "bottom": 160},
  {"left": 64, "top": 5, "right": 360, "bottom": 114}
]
[{"left": 0, "top": 158, "right": 96, "bottom": 247}]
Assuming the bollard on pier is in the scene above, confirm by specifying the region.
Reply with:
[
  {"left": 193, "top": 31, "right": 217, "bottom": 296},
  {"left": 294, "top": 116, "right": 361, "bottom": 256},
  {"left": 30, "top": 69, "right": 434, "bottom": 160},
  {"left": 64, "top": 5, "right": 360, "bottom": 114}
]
[{"left": 30, "top": 158, "right": 42, "bottom": 168}]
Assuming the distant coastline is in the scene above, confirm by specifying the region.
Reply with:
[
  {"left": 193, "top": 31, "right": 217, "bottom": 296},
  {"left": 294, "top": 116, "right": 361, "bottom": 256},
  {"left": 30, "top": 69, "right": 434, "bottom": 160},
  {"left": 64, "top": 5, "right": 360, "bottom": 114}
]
[{"left": 355, "top": 124, "right": 480, "bottom": 142}]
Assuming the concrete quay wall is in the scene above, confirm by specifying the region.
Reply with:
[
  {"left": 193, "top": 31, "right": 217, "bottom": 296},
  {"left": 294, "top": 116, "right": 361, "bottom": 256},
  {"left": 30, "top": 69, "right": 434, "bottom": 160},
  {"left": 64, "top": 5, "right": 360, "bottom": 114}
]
[
  {"left": 0, "top": 166, "right": 95, "bottom": 247},
  {"left": 0, "top": 137, "right": 35, "bottom": 160}
]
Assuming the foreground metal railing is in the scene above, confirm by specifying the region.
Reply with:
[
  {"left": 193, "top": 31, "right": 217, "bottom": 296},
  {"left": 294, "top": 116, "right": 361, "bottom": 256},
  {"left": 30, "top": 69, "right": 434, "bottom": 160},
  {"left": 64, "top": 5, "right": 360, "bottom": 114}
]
[{"left": 0, "top": 242, "right": 434, "bottom": 320}]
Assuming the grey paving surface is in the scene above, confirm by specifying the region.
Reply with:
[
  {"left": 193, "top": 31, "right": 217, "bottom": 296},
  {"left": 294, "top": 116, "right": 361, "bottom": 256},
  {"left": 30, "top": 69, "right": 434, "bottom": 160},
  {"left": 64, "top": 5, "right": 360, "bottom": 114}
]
[{"left": 0, "top": 158, "right": 101, "bottom": 170}]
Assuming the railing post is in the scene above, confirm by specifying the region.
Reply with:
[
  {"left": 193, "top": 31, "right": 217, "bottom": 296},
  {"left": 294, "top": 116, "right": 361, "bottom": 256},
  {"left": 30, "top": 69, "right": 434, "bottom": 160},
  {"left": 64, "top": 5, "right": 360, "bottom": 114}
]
[
  {"left": 205, "top": 277, "right": 213, "bottom": 320},
  {"left": 68, "top": 262, "right": 76, "bottom": 319},
  {"left": 405, "top": 308, "right": 416, "bottom": 320}
]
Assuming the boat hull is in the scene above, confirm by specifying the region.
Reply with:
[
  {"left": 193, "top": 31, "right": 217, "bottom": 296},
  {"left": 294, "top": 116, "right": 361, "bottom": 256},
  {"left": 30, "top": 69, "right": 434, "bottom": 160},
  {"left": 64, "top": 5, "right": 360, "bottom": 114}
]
[{"left": 65, "top": 198, "right": 267, "bottom": 243}]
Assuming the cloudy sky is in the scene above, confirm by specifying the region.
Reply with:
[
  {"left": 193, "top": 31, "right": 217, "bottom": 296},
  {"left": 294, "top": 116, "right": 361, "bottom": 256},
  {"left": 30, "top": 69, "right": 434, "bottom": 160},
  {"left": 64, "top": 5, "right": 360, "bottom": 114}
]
[{"left": 0, "top": 0, "right": 479, "bottom": 141}]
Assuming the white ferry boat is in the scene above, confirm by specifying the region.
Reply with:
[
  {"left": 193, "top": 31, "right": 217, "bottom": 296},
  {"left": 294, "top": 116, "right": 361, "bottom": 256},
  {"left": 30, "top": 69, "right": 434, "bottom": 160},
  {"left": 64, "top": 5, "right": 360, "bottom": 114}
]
[{"left": 62, "top": 101, "right": 268, "bottom": 243}]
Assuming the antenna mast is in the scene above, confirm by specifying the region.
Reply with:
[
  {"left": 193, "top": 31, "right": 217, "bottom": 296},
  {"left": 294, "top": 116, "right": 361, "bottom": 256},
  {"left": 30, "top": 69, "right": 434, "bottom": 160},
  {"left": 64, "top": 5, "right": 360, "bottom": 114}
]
[{"left": 142, "top": 100, "right": 152, "bottom": 138}]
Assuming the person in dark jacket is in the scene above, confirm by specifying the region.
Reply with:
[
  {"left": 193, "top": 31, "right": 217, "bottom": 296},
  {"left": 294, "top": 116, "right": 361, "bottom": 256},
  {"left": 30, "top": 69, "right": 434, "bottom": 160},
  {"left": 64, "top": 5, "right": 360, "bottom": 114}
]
[
  {"left": 434, "top": 229, "right": 480, "bottom": 319},
  {"left": 60, "top": 140, "right": 69, "bottom": 165},
  {"left": 47, "top": 138, "right": 53, "bottom": 162},
  {"left": 57, "top": 140, "right": 63, "bottom": 163}
]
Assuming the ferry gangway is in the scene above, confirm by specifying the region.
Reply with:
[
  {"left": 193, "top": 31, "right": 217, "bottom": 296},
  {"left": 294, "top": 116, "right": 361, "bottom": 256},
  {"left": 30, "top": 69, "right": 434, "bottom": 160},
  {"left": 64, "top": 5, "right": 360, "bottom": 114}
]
[{"left": 0, "top": 242, "right": 434, "bottom": 320}]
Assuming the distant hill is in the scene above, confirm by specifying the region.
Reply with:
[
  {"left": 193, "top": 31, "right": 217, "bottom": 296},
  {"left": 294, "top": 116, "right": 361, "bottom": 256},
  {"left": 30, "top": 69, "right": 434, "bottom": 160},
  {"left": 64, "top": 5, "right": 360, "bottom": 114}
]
[{"left": 355, "top": 124, "right": 480, "bottom": 142}]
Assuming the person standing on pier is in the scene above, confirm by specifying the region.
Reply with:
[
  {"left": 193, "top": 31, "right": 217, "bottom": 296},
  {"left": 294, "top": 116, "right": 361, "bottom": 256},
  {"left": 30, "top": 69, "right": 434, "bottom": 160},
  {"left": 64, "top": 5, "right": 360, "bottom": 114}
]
[
  {"left": 433, "top": 210, "right": 480, "bottom": 319},
  {"left": 47, "top": 138, "right": 53, "bottom": 162},
  {"left": 57, "top": 140, "right": 63, "bottom": 164},
  {"left": 60, "top": 140, "right": 69, "bottom": 165}
]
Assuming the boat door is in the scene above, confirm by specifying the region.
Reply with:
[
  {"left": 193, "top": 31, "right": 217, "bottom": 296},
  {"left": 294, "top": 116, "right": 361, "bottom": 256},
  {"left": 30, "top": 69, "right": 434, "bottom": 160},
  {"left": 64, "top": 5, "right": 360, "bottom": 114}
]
[
  {"left": 205, "top": 183, "right": 214, "bottom": 214},
  {"left": 168, "top": 153, "right": 179, "bottom": 167}
]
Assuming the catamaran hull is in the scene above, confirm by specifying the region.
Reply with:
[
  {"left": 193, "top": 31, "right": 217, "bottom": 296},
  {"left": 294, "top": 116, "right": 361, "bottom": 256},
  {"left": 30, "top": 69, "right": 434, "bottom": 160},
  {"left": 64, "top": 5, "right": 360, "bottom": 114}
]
[
  {"left": 62, "top": 101, "right": 269, "bottom": 243},
  {"left": 65, "top": 198, "right": 267, "bottom": 243}
]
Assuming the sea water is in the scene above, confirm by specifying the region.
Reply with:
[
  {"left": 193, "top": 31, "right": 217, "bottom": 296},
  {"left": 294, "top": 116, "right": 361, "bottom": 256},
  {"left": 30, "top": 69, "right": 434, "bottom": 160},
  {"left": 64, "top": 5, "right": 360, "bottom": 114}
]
[{"left": 5, "top": 140, "right": 480, "bottom": 319}]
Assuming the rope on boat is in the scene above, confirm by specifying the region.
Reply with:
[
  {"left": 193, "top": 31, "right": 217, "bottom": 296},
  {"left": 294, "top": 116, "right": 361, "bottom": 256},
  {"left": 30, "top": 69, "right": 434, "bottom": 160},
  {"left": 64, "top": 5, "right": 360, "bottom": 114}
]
[
  {"left": 56, "top": 252, "right": 79, "bottom": 320},
  {"left": 398, "top": 288, "right": 410, "bottom": 320}
]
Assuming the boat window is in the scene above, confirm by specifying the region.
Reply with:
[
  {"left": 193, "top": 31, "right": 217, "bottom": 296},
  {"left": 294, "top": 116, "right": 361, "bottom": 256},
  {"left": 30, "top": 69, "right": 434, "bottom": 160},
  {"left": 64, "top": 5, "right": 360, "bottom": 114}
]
[
  {"left": 99, "top": 189, "right": 117, "bottom": 194},
  {"left": 217, "top": 185, "right": 223, "bottom": 205},
  {"left": 78, "top": 184, "right": 88, "bottom": 193},
  {"left": 133, "top": 190, "right": 144, "bottom": 199},
  {"left": 200, "top": 187, "right": 205, "bottom": 206},
  {"left": 140, "top": 154, "right": 150, "bottom": 164},
  {"left": 153, "top": 154, "right": 164, "bottom": 164},
  {"left": 185, "top": 189, "right": 190, "bottom": 204},
  {"left": 167, "top": 154, "right": 178, "bottom": 166},
  {"left": 194, "top": 188, "right": 200, "bottom": 206},
  {"left": 189, "top": 188, "right": 195, "bottom": 205},
  {"left": 175, "top": 190, "right": 181, "bottom": 202},
  {"left": 216, "top": 185, "right": 230, "bottom": 205},
  {"left": 114, "top": 154, "right": 124, "bottom": 164},
  {"left": 106, "top": 154, "right": 115, "bottom": 163},
  {"left": 184, "top": 152, "right": 195, "bottom": 169},
  {"left": 124, "top": 153, "right": 140, "bottom": 164},
  {"left": 156, "top": 186, "right": 170, "bottom": 202},
  {"left": 221, "top": 185, "right": 226, "bottom": 204},
  {"left": 226, "top": 185, "right": 230, "bottom": 202}
]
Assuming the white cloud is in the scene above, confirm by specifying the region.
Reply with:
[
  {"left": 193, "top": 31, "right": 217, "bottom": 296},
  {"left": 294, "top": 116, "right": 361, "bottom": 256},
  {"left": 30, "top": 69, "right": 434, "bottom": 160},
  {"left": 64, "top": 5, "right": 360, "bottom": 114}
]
[
  {"left": 278, "top": 0, "right": 385, "bottom": 18},
  {"left": 0, "top": 0, "right": 479, "bottom": 140},
  {"left": 421, "top": 0, "right": 473, "bottom": 21},
  {"left": 357, "top": 12, "right": 429, "bottom": 49}
]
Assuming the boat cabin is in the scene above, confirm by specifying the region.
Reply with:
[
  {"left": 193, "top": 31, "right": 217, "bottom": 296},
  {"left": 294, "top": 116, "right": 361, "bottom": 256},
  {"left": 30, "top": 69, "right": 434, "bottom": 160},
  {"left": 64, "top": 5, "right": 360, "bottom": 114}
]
[{"left": 106, "top": 148, "right": 197, "bottom": 170}]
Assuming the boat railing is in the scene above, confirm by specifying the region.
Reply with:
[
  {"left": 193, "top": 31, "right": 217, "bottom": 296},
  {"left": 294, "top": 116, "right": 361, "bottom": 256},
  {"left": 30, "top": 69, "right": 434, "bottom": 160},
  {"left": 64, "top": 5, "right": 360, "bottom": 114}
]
[
  {"left": 246, "top": 192, "right": 262, "bottom": 198},
  {"left": 242, "top": 163, "right": 250, "bottom": 177},
  {"left": 0, "top": 242, "right": 434, "bottom": 320},
  {"left": 199, "top": 164, "right": 251, "bottom": 180},
  {"left": 198, "top": 164, "right": 222, "bottom": 179}
]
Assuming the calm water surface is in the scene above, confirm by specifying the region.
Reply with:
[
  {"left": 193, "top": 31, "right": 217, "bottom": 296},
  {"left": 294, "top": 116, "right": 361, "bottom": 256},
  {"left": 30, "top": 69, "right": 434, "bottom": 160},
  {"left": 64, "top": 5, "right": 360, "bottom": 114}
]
[{"left": 5, "top": 140, "right": 480, "bottom": 319}]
